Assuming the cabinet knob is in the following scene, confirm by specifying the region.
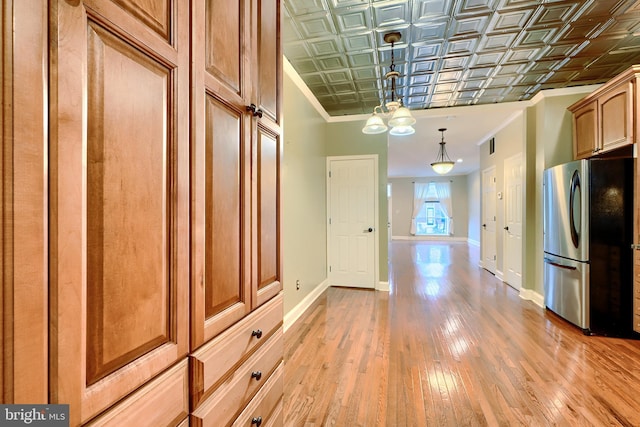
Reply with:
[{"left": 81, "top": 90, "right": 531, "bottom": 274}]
[
  {"left": 251, "top": 329, "right": 263, "bottom": 339},
  {"left": 246, "top": 103, "right": 263, "bottom": 118},
  {"left": 251, "top": 416, "right": 263, "bottom": 426},
  {"left": 251, "top": 371, "right": 262, "bottom": 381}
]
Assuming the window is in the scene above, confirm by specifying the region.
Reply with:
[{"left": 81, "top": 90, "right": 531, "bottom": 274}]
[{"left": 415, "top": 183, "right": 449, "bottom": 236}]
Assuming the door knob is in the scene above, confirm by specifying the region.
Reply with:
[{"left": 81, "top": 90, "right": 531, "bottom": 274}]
[
  {"left": 504, "top": 226, "right": 509, "bottom": 231},
  {"left": 363, "top": 227, "right": 373, "bottom": 233},
  {"left": 482, "top": 224, "right": 486, "bottom": 228}
]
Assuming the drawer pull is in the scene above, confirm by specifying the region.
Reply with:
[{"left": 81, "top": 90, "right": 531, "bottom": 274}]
[
  {"left": 251, "top": 371, "right": 262, "bottom": 381},
  {"left": 251, "top": 416, "right": 263, "bottom": 426},
  {"left": 251, "top": 329, "right": 263, "bottom": 339}
]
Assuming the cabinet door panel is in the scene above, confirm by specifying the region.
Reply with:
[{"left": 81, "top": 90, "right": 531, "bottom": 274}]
[
  {"left": 573, "top": 101, "right": 597, "bottom": 159},
  {"left": 50, "top": 1, "right": 189, "bottom": 424},
  {"left": 201, "top": 95, "right": 251, "bottom": 340},
  {"left": 204, "top": 97, "right": 243, "bottom": 317},
  {"left": 107, "top": 0, "right": 171, "bottom": 40},
  {"left": 192, "top": 0, "right": 252, "bottom": 348},
  {"left": 86, "top": 21, "right": 171, "bottom": 385},
  {"left": 206, "top": 0, "right": 247, "bottom": 98},
  {"left": 191, "top": 92, "right": 251, "bottom": 349},
  {"left": 256, "top": 0, "right": 280, "bottom": 123},
  {"left": 600, "top": 82, "right": 633, "bottom": 151},
  {"left": 255, "top": 128, "right": 282, "bottom": 306}
]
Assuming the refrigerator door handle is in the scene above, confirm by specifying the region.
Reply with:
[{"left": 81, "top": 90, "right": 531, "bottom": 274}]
[
  {"left": 569, "top": 170, "right": 581, "bottom": 249},
  {"left": 544, "top": 257, "right": 578, "bottom": 271}
]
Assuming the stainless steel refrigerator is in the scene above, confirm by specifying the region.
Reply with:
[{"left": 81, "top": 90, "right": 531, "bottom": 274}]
[{"left": 543, "top": 158, "right": 634, "bottom": 336}]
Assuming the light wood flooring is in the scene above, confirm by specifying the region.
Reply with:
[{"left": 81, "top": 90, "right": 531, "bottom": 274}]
[{"left": 283, "top": 240, "right": 640, "bottom": 426}]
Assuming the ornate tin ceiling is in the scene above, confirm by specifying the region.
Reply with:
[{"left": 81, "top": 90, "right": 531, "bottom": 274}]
[{"left": 283, "top": 0, "right": 640, "bottom": 116}]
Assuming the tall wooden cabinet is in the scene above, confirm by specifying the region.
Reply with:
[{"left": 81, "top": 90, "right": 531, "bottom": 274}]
[
  {"left": 3, "top": 0, "right": 282, "bottom": 425},
  {"left": 190, "top": 0, "right": 282, "bottom": 348},
  {"left": 49, "top": 2, "right": 191, "bottom": 424},
  {"left": 189, "top": 0, "right": 283, "bottom": 425}
]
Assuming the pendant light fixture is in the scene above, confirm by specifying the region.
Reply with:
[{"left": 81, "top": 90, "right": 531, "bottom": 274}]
[
  {"left": 362, "top": 32, "right": 416, "bottom": 136},
  {"left": 431, "top": 128, "right": 455, "bottom": 175}
]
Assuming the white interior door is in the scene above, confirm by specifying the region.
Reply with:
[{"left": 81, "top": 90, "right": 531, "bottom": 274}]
[
  {"left": 481, "top": 166, "right": 497, "bottom": 274},
  {"left": 504, "top": 153, "right": 523, "bottom": 290},
  {"left": 328, "top": 156, "right": 377, "bottom": 289}
]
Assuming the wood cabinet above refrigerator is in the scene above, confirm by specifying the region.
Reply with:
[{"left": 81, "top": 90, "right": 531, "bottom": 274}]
[{"left": 568, "top": 65, "right": 639, "bottom": 160}]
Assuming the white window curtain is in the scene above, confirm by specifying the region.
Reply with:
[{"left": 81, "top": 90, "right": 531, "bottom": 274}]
[
  {"left": 410, "top": 183, "right": 430, "bottom": 235},
  {"left": 434, "top": 181, "right": 454, "bottom": 235}
]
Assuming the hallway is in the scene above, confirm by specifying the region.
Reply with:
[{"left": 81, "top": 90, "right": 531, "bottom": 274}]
[{"left": 284, "top": 240, "right": 640, "bottom": 426}]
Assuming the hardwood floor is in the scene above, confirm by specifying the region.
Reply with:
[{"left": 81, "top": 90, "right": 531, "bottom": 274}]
[{"left": 283, "top": 240, "right": 640, "bottom": 426}]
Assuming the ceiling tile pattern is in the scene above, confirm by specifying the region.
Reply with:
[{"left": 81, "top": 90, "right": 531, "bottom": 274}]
[{"left": 283, "top": 0, "right": 640, "bottom": 116}]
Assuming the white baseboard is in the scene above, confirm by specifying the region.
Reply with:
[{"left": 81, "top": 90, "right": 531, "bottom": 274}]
[
  {"left": 495, "top": 269, "right": 504, "bottom": 282},
  {"left": 377, "top": 281, "right": 390, "bottom": 292},
  {"left": 283, "top": 279, "right": 329, "bottom": 333},
  {"left": 467, "top": 238, "right": 480, "bottom": 247},
  {"left": 519, "top": 288, "right": 544, "bottom": 308}
]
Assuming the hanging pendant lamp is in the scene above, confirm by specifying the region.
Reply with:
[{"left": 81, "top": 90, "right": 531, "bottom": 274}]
[
  {"left": 362, "top": 32, "right": 415, "bottom": 136},
  {"left": 431, "top": 128, "right": 455, "bottom": 175}
]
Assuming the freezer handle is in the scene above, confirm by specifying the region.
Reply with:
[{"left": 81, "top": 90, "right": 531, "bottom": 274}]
[
  {"left": 543, "top": 257, "right": 577, "bottom": 271},
  {"left": 569, "top": 170, "right": 581, "bottom": 249}
]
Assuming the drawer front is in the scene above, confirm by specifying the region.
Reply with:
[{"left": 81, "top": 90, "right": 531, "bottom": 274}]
[
  {"left": 191, "top": 328, "right": 283, "bottom": 427},
  {"left": 263, "top": 400, "right": 283, "bottom": 427},
  {"left": 191, "top": 293, "right": 283, "bottom": 408},
  {"left": 86, "top": 359, "right": 189, "bottom": 427},
  {"left": 232, "top": 363, "right": 283, "bottom": 427}
]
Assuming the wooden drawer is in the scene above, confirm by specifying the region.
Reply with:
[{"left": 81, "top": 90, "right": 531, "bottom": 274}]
[
  {"left": 191, "top": 294, "right": 283, "bottom": 408},
  {"left": 263, "top": 400, "right": 283, "bottom": 427},
  {"left": 232, "top": 363, "right": 283, "bottom": 427},
  {"left": 86, "top": 359, "right": 189, "bottom": 427},
  {"left": 190, "top": 328, "right": 283, "bottom": 426}
]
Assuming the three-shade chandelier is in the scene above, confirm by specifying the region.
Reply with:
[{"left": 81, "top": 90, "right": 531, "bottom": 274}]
[{"left": 362, "top": 32, "right": 416, "bottom": 136}]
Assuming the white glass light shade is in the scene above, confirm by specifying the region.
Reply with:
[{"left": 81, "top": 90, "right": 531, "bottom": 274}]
[
  {"left": 389, "top": 125, "right": 415, "bottom": 136},
  {"left": 388, "top": 106, "right": 416, "bottom": 127},
  {"left": 431, "top": 161, "right": 455, "bottom": 175},
  {"left": 362, "top": 114, "right": 388, "bottom": 134}
]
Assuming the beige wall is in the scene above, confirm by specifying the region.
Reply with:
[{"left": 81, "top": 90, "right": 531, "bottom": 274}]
[
  {"left": 388, "top": 176, "right": 469, "bottom": 239},
  {"left": 524, "top": 92, "right": 588, "bottom": 296},
  {"left": 326, "top": 122, "right": 389, "bottom": 283},
  {"left": 467, "top": 170, "right": 481, "bottom": 245},
  {"left": 479, "top": 113, "right": 526, "bottom": 274},
  {"left": 282, "top": 72, "right": 328, "bottom": 314},
  {"left": 478, "top": 94, "right": 584, "bottom": 292}
]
